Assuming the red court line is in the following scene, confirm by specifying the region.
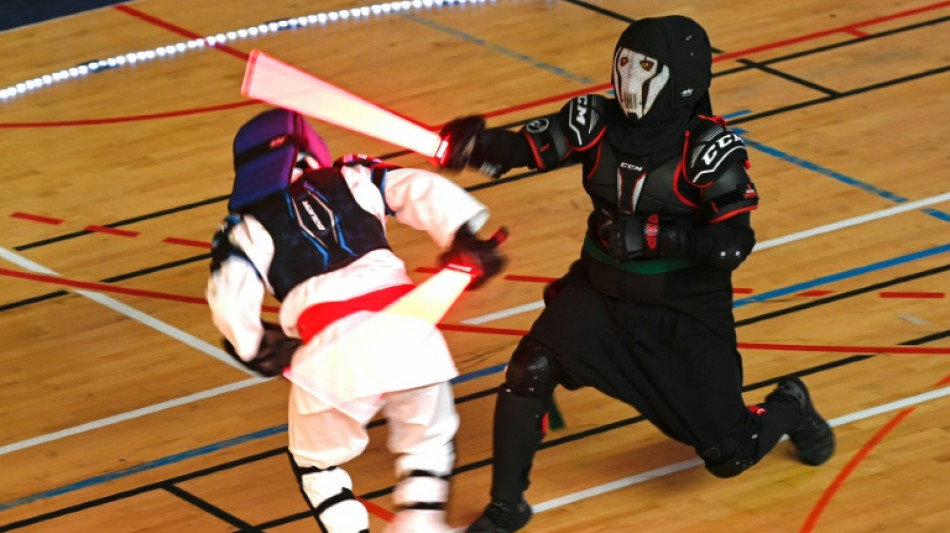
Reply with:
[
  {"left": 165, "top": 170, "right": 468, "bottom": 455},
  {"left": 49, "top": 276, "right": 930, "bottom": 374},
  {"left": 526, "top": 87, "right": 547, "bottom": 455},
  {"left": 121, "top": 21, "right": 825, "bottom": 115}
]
[
  {"left": 501, "top": 274, "right": 558, "bottom": 283},
  {"left": 879, "top": 291, "right": 944, "bottom": 299},
  {"left": 0, "top": 267, "right": 207, "bottom": 305},
  {"left": 11, "top": 212, "right": 63, "bottom": 224},
  {"left": 798, "top": 290, "right": 835, "bottom": 297},
  {"left": 739, "top": 342, "right": 950, "bottom": 355},
  {"left": 714, "top": 1, "right": 950, "bottom": 61},
  {"left": 162, "top": 237, "right": 212, "bottom": 248},
  {"left": 800, "top": 408, "right": 915, "bottom": 532},
  {"left": 113, "top": 4, "right": 250, "bottom": 61},
  {"left": 0, "top": 101, "right": 257, "bottom": 128},
  {"left": 85, "top": 225, "right": 139, "bottom": 237},
  {"left": 437, "top": 323, "right": 528, "bottom": 336},
  {"left": 3, "top": 266, "right": 948, "bottom": 354}
]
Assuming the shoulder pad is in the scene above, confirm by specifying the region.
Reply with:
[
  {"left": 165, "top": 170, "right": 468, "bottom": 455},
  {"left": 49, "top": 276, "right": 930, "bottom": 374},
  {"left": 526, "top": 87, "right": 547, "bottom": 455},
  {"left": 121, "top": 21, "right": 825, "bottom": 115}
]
[
  {"left": 559, "top": 94, "right": 609, "bottom": 150},
  {"left": 685, "top": 117, "right": 749, "bottom": 186}
]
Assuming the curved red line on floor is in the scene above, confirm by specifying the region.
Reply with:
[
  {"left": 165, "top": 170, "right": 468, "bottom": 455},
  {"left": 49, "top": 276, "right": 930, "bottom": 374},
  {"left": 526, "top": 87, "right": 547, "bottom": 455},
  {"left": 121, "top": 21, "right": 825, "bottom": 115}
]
[
  {"left": 0, "top": 101, "right": 257, "bottom": 128},
  {"left": 3, "top": 2, "right": 949, "bottom": 128},
  {"left": 799, "top": 408, "right": 915, "bottom": 532}
]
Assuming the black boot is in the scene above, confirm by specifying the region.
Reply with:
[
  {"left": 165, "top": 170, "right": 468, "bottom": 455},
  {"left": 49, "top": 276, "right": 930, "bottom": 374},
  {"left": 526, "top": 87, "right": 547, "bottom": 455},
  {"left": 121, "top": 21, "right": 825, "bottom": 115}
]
[
  {"left": 466, "top": 498, "right": 532, "bottom": 533},
  {"left": 766, "top": 377, "right": 835, "bottom": 466}
]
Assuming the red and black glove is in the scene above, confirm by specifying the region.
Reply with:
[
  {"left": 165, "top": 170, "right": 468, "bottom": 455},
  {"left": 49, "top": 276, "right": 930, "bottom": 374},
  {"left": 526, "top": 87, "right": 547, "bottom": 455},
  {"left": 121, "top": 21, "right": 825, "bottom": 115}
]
[
  {"left": 439, "top": 224, "right": 508, "bottom": 289},
  {"left": 432, "top": 116, "right": 486, "bottom": 171},
  {"left": 222, "top": 321, "right": 301, "bottom": 377}
]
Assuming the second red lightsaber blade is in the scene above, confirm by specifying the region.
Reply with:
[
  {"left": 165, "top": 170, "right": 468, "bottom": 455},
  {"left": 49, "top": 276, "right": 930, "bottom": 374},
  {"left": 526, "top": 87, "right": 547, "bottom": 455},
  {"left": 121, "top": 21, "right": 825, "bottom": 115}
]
[{"left": 241, "top": 50, "right": 449, "bottom": 161}]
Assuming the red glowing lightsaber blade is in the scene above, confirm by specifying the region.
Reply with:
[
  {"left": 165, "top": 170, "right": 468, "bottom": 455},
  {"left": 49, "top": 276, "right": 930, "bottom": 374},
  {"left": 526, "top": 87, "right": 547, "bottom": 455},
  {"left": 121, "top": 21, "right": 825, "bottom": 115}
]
[
  {"left": 242, "top": 50, "right": 448, "bottom": 160},
  {"left": 282, "top": 266, "right": 473, "bottom": 417}
]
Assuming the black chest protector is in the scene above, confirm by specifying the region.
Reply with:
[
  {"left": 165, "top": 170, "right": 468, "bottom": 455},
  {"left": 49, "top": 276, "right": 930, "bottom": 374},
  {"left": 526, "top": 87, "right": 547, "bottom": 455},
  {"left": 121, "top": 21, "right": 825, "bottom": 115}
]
[
  {"left": 243, "top": 168, "right": 390, "bottom": 300},
  {"left": 583, "top": 142, "right": 696, "bottom": 218}
]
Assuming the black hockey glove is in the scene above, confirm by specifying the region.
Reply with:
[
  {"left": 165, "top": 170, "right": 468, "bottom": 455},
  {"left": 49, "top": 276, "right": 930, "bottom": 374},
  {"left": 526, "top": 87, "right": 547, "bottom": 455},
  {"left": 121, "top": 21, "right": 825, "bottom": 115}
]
[
  {"left": 439, "top": 224, "right": 508, "bottom": 289},
  {"left": 597, "top": 212, "right": 667, "bottom": 262},
  {"left": 433, "top": 116, "right": 486, "bottom": 171},
  {"left": 222, "top": 321, "right": 301, "bottom": 377}
]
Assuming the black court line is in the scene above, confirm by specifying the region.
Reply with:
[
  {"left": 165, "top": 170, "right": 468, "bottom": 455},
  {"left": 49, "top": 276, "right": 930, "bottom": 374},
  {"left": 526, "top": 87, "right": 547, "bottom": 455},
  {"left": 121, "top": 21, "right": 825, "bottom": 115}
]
[
  {"left": 4, "top": 262, "right": 948, "bottom": 531},
  {"left": 162, "top": 484, "right": 258, "bottom": 530}
]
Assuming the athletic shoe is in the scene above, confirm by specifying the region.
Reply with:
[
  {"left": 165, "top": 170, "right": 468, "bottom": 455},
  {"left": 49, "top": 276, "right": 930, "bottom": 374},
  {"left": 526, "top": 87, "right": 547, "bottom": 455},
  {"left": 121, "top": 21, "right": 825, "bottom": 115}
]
[{"left": 767, "top": 377, "right": 835, "bottom": 466}]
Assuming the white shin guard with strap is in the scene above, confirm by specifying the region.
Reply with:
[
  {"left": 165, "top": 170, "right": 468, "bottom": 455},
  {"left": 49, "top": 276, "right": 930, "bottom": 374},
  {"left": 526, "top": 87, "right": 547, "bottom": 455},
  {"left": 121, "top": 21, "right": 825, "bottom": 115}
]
[{"left": 290, "top": 454, "right": 369, "bottom": 533}]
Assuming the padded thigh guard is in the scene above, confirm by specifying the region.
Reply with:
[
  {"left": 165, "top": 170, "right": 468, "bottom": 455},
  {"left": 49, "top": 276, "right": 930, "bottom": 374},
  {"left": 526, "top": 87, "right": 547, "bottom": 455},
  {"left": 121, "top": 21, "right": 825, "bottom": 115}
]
[
  {"left": 505, "top": 337, "right": 561, "bottom": 398},
  {"left": 518, "top": 94, "right": 608, "bottom": 171}
]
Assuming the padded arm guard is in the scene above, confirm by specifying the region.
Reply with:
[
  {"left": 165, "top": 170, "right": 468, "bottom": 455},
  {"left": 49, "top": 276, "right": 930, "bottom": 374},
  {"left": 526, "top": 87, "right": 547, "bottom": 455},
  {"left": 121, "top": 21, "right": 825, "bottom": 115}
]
[
  {"left": 517, "top": 94, "right": 608, "bottom": 171},
  {"left": 658, "top": 212, "right": 756, "bottom": 271}
]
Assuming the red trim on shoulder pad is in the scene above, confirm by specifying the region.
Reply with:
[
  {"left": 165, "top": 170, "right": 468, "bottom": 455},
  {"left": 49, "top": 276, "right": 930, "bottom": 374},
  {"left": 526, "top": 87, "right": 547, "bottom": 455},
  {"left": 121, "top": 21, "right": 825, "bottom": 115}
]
[
  {"left": 572, "top": 126, "right": 607, "bottom": 151},
  {"left": 708, "top": 205, "right": 757, "bottom": 224},
  {"left": 698, "top": 114, "right": 728, "bottom": 127},
  {"left": 521, "top": 129, "right": 548, "bottom": 170},
  {"left": 585, "top": 143, "right": 603, "bottom": 180}
]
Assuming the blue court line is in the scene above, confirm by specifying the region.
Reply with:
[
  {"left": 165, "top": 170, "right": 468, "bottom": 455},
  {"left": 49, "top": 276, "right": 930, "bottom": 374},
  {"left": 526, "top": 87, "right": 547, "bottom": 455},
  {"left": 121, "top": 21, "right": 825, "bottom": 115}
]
[
  {"left": 4, "top": 241, "right": 949, "bottom": 512},
  {"left": 734, "top": 127, "right": 950, "bottom": 221},
  {"left": 735, "top": 242, "right": 950, "bottom": 306}
]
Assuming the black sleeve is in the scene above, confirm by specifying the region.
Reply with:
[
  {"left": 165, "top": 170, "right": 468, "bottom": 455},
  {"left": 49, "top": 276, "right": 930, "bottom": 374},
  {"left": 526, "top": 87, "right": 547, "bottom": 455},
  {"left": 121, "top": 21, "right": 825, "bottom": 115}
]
[
  {"left": 659, "top": 212, "right": 756, "bottom": 271},
  {"left": 473, "top": 128, "right": 538, "bottom": 171}
]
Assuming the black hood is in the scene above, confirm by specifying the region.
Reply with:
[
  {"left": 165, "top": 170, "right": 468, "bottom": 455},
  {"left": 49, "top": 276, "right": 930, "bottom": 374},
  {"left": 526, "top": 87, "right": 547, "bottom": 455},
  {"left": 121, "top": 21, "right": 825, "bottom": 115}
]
[{"left": 613, "top": 15, "right": 712, "bottom": 111}]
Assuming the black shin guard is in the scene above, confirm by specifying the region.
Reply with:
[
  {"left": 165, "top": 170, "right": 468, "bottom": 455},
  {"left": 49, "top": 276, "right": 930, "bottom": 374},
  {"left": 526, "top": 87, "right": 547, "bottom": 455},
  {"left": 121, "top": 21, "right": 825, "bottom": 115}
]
[{"left": 489, "top": 387, "right": 548, "bottom": 503}]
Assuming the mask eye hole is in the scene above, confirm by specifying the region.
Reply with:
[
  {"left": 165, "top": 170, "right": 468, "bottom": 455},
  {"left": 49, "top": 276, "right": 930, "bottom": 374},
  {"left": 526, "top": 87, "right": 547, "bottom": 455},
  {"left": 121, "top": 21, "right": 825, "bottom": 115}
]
[
  {"left": 619, "top": 57, "right": 629, "bottom": 67},
  {"left": 640, "top": 59, "right": 654, "bottom": 71}
]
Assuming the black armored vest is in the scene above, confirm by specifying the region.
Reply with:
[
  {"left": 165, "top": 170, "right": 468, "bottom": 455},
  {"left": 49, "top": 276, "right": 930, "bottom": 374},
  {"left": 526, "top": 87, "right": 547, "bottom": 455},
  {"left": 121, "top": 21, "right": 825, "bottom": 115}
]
[{"left": 243, "top": 168, "right": 390, "bottom": 300}]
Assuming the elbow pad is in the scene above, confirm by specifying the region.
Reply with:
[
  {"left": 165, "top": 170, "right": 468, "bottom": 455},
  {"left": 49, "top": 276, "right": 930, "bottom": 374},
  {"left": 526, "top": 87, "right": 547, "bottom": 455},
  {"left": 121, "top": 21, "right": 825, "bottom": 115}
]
[{"left": 659, "top": 215, "right": 755, "bottom": 271}]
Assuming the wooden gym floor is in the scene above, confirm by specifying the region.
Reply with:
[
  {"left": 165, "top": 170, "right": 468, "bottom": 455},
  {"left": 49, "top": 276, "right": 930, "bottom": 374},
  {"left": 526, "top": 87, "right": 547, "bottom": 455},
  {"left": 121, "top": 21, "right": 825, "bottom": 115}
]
[{"left": 1, "top": 0, "right": 948, "bottom": 531}]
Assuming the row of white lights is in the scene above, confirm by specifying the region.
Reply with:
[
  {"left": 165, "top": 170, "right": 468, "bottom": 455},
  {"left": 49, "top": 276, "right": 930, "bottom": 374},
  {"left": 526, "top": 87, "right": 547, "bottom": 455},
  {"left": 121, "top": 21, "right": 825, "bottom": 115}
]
[{"left": 1, "top": 0, "right": 491, "bottom": 102}]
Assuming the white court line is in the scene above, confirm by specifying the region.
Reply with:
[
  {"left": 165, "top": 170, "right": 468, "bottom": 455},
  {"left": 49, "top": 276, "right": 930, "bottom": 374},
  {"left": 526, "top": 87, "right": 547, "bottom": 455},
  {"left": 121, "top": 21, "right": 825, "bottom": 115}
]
[
  {"left": 0, "top": 246, "right": 267, "bottom": 455},
  {"left": 752, "top": 191, "right": 950, "bottom": 252},
  {"left": 0, "top": 246, "right": 254, "bottom": 375},
  {"left": 2, "top": 191, "right": 948, "bottom": 455},
  {"left": 450, "top": 384, "right": 950, "bottom": 532},
  {"left": 0, "top": 377, "right": 266, "bottom": 455},
  {"left": 461, "top": 191, "right": 950, "bottom": 325}
]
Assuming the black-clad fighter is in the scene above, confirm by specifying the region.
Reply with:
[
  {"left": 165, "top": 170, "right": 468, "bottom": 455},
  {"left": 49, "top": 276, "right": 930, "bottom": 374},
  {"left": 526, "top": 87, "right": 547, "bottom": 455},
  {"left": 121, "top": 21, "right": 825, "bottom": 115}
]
[{"left": 435, "top": 15, "right": 835, "bottom": 532}]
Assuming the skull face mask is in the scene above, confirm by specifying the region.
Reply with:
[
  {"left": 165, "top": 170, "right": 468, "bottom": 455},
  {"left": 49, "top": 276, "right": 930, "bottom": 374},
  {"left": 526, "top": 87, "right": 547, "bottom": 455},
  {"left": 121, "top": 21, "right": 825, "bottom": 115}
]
[{"left": 613, "top": 48, "right": 670, "bottom": 121}]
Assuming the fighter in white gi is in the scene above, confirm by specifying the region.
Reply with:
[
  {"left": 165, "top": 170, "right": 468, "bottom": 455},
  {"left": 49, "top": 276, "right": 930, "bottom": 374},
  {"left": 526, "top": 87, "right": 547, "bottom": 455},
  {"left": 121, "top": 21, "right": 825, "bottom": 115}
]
[{"left": 207, "top": 108, "right": 506, "bottom": 533}]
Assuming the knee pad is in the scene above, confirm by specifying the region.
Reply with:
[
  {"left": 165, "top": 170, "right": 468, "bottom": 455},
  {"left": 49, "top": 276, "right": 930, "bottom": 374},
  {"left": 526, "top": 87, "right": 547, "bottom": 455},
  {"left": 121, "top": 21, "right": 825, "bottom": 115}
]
[
  {"left": 505, "top": 337, "right": 560, "bottom": 398},
  {"left": 288, "top": 452, "right": 369, "bottom": 533},
  {"left": 699, "top": 434, "right": 757, "bottom": 479}
]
